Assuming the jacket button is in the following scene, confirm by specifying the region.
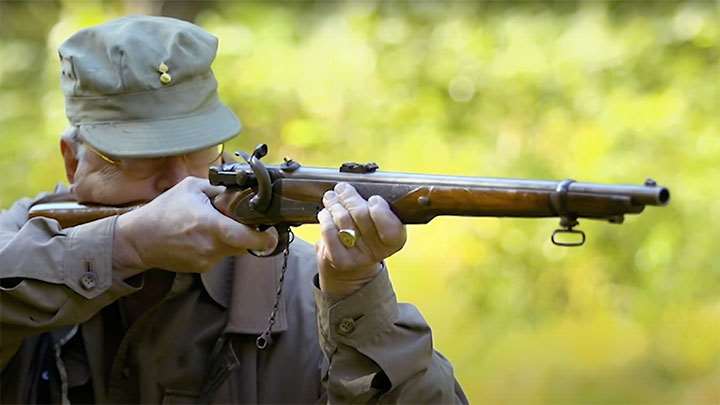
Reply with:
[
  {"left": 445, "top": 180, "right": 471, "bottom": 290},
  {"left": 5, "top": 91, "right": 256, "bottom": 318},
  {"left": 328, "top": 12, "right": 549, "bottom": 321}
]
[
  {"left": 336, "top": 318, "right": 356, "bottom": 335},
  {"left": 80, "top": 271, "right": 97, "bottom": 290}
]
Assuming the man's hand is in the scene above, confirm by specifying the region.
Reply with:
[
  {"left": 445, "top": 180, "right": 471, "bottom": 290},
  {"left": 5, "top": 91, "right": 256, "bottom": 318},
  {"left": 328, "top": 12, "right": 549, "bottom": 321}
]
[
  {"left": 113, "top": 177, "right": 278, "bottom": 275},
  {"left": 317, "top": 183, "right": 407, "bottom": 298}
]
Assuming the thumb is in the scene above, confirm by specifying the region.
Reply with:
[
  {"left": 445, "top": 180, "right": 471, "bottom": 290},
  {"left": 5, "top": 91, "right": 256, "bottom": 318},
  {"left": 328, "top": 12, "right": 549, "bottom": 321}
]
[{"left": 184, "top": 176, "right": 226, "bottom": 199}]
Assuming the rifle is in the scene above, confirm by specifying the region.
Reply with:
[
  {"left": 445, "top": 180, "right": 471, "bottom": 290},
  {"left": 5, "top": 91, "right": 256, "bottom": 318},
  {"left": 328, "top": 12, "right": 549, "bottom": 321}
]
[{"left": 29, "top": 144, "right": 670, "bottom": 256}]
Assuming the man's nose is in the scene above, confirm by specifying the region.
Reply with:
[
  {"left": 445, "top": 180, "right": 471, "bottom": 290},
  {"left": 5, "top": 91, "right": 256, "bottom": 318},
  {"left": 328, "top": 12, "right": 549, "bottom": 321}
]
[{"left": 155, "top": 157, "right": 191, "bottom": 192}]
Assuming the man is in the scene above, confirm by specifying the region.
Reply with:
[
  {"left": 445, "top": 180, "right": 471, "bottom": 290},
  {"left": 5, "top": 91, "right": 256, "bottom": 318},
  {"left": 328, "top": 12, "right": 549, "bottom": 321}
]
[{"left": 0, "top": 16, "right": 466, "bottom": 404}]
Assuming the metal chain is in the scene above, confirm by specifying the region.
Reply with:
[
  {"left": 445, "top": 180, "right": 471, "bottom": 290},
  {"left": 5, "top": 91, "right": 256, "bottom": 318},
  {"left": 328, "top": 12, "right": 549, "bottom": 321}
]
[{"left": 256, "top": 229, "right": 294, "bottom": 350}]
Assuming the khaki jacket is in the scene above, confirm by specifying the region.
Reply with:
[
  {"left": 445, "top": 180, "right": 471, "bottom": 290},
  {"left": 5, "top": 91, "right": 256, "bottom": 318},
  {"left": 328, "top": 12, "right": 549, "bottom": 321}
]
[{"left": 0, "top": 190, "right": 467, "bottom": 404}]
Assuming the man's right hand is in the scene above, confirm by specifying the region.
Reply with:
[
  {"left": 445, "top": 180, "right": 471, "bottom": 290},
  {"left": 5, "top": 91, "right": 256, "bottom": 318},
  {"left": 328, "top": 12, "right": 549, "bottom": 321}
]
[{"left": 112, "top": 177, "right": 278, "bottom": 275}]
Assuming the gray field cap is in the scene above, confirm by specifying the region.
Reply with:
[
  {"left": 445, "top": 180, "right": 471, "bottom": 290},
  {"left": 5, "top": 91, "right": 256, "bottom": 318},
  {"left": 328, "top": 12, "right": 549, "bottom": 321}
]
[{"left": 59, "top": 15, "right": 241, "bottom": 158}]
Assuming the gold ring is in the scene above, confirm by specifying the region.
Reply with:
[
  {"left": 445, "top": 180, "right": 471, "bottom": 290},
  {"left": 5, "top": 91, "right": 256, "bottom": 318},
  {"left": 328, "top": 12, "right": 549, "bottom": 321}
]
[{"left": 338, "top": 229, "right": 358, "bottom": 248}]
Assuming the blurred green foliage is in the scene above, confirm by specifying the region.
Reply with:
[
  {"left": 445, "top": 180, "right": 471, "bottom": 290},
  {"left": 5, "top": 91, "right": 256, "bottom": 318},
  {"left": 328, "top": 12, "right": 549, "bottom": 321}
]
[{"left": 2, "top": 1, "right": 720, "bottom": 403}]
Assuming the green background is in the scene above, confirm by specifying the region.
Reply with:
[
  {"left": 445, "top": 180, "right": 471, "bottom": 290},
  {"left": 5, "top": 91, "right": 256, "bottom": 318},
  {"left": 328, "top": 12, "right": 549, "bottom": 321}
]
[{"left": 2, "top": 1, "right": 719, "bottom": 403}]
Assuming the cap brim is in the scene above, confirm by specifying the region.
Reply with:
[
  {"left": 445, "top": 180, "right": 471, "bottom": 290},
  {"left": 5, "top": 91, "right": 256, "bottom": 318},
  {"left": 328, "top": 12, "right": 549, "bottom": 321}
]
[{"left": 78, "top": 103, "right": 241, "bottom": 158}]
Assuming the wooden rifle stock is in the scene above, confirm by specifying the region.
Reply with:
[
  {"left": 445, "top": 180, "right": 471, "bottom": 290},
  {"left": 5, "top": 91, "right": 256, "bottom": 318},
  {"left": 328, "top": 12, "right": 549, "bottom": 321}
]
[
  {"left": 28, "top": 203, "right": 140, "bottom": 229},
  {"left": 29, "top": 144, "right": 670, "bottom": 252}
]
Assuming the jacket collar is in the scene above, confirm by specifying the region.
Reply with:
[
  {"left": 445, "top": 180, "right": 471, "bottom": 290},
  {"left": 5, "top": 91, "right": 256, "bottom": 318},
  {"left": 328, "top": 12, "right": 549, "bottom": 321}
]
[{"left": 201, "top": 253, "right": 288, "bottom": 335}]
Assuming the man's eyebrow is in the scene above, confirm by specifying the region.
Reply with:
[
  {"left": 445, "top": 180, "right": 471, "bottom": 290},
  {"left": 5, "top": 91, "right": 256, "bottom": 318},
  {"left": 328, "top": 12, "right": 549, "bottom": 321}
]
[{"left": 98, "top": 163, "right": 122, "bottom": 177}]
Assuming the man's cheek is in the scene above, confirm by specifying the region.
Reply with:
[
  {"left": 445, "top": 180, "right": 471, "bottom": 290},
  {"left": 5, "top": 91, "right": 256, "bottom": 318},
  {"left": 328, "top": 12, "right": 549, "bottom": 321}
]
[
  {"left": 73, "top": 172, "right": 156, "bottom": 205},
  {"left": 190, "top": 167, "right": 210, "bottom": 179}
]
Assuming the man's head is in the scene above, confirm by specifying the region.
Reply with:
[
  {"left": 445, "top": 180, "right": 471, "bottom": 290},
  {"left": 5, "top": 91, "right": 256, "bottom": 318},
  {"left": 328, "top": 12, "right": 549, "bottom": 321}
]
[
  {"left": 57, "top": 16, "right": 239, "bottom": 204},
  {"left": 60, "top": 128, "right": 223, "bottom": 204}
]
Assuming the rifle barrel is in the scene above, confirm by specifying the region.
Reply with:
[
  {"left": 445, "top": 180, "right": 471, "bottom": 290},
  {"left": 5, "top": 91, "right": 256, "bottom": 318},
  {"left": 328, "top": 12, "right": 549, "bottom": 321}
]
[{"left": 261, "top": 165, "right": 670, "bottom": 207}]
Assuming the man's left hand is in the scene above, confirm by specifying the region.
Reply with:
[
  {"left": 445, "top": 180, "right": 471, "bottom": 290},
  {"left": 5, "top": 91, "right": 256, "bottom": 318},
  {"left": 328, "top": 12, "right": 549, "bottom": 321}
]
[{"left": 317, "top": 182, "right": 406, "bottom": 298}]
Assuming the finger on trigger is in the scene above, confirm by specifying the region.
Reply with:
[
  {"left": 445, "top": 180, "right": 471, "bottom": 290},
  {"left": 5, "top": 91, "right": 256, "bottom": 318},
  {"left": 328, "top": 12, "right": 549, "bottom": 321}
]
[
  {"left": 215, "top": 213, "right": 277, "bottom": 252},
  {"left": 248, "top": 227, "right": 280, "bottom": 256},
  {"left": 368, "top": 195, "right": 406, "bottom": 246}
]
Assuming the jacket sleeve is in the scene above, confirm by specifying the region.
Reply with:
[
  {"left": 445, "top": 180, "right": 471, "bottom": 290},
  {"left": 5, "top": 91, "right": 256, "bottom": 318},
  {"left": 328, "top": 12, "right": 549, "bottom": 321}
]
[
  {"left": 313, "top": 266, "right": 468, "bottom": 404},
  {"left": 0, "top": 197, "right": 142, "bottom": 368}
]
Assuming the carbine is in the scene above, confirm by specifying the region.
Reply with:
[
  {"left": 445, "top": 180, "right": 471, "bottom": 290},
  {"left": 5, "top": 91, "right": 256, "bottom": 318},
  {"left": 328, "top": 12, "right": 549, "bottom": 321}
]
[{"left": 29, "top": 144, "right": 670, "bottom": 255}]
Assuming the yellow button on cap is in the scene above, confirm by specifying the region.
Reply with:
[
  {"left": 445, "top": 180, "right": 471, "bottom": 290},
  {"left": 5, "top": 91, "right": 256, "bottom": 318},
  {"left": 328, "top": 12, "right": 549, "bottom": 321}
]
[{"left": 158, "top": 62, "right": 171, "bottom": 84}]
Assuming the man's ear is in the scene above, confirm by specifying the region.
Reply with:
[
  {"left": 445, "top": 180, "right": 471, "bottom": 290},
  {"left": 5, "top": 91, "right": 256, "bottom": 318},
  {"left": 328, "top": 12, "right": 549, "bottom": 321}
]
[{"left": 60, "top": 137, "right": 79, "bottom": 184}]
